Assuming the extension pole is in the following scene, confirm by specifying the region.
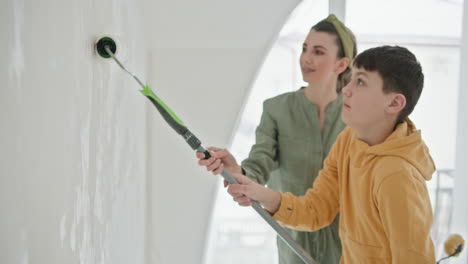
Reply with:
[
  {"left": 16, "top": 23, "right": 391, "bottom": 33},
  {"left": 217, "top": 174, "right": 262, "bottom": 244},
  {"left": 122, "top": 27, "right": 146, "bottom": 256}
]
[{"left": 98, "top": 40, "right": 316, "bottom": 264}]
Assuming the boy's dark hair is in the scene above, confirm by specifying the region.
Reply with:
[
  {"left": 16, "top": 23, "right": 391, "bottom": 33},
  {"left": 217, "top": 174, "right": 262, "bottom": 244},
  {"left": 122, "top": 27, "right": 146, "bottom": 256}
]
[
  {"left": 353, "top": 46, "right": 424, "bottom": 123},
  {"left": 312, "top": 21, "right": 357, "bottom": 93}
]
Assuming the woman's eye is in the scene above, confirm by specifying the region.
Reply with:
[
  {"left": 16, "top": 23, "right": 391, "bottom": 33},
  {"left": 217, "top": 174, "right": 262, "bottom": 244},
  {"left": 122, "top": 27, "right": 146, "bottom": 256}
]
[
  {"left": 302, "top": 47, "right": 306, "bottom": 53},
  {"left": 357, "top": 79, "right": 364, "bottom": 85}
]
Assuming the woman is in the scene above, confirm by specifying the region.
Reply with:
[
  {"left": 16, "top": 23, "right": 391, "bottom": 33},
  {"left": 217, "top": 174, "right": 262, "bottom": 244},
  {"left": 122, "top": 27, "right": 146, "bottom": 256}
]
[{"left": 198, "top": 14, "right": 357, "bottom": 264}]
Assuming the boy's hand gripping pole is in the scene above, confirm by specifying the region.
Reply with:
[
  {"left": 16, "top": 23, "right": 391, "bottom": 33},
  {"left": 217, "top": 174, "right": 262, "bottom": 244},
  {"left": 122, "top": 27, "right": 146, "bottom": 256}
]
[{"left": 104, "top": 46, "right": 316, "bottom": 264}]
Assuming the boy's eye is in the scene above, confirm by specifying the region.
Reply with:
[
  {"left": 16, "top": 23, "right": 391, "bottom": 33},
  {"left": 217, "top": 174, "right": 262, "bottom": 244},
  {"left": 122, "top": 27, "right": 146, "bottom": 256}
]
[
  {"left": 314, "top": 50, "right": 324, "bottom": 55},
  {"left": 357, "top": 78, "right": 364, "bottom": 86},
  {"left": 302, "top": 47, "right": 306, "bottom": 53}
]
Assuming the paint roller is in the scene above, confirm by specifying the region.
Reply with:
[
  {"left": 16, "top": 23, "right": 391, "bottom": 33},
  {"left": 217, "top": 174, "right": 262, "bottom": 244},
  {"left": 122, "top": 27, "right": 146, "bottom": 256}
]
[
  {"left": 94, "top": 36, "right": 316, "bottom": 264},
  {"left": 437, "top": 234, "right": 465, "bottom": 263}
]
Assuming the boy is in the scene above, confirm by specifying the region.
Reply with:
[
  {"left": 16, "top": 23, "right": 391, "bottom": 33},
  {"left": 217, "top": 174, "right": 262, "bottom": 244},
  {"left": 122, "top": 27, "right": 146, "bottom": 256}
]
[{"left": 227, "top": 46, "right": 436, "bottom": 263}]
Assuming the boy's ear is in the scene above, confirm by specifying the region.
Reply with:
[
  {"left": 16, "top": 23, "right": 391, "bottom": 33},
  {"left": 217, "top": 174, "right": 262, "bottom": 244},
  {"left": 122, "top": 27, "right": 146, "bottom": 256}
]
[
  {"left": 386, "top": 93, "right": 406, "bottom": 115},
  {"left": 335, "top": 57, "right": 350, "bottom": 75}
]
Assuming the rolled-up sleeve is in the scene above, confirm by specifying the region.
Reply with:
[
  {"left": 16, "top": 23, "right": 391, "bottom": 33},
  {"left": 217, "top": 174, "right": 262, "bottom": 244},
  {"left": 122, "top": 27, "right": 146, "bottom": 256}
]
[{"left": 241, "top": 101, "right": 278, "bottom": 185}]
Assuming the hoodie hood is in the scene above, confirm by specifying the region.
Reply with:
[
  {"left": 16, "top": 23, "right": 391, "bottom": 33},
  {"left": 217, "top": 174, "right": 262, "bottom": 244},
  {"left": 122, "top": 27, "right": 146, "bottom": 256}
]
[{"left": 352, "top": 119, "right": 436, "bottom": 181}]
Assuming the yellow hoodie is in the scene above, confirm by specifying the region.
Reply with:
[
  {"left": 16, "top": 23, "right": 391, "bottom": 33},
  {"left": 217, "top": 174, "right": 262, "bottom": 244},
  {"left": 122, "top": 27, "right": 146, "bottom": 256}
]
[{"left": 273, "top": 120, "right": 436, "bottom": 263}]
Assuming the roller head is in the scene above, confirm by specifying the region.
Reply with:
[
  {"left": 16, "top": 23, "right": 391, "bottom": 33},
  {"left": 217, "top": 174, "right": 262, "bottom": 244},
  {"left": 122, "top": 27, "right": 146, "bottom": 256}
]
[
  {"left": 444, "top": 234, "right": 464, "bottom": 257},
  {"left": 95, "top": 36, "right": 117, "bottom": 58}
]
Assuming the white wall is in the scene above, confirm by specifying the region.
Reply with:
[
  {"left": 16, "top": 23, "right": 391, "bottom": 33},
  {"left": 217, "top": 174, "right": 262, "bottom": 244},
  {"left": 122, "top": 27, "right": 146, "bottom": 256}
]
[
  {"left": 0, "top": 0, "right": 147, "bottom": 263},
  {"left": 142, "top": 1, "right": 301, "bottom": 263},
  {"left": 0, "top": 0, "right": 302, "bottom": 264}
]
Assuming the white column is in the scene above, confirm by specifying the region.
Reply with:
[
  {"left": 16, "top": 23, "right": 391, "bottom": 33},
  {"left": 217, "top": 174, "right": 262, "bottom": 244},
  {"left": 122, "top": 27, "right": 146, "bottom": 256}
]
[
  {"left": 450, "top": 0, "right": 468, "bottom": 263},
  {"left": 329, "top": 0, "right": 346, "bottom": 21}
]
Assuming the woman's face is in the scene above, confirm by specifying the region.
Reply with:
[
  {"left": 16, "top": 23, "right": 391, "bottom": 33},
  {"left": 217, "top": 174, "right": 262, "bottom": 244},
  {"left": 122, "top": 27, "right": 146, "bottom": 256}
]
[{"left": 300, "top": 30, "right": 342, "bottom": 85}]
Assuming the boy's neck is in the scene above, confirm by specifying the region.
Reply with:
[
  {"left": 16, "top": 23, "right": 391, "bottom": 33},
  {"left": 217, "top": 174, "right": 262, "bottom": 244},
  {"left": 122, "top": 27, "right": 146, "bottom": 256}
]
[{"left": 354, "top": 119, "right": 399, "bottom": 146}]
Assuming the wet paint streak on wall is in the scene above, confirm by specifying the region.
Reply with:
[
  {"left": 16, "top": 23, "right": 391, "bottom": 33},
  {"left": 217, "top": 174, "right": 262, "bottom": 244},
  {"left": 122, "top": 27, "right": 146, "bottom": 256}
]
[{"left": 0, "top": 0, "right": 147, "bottom": 263}]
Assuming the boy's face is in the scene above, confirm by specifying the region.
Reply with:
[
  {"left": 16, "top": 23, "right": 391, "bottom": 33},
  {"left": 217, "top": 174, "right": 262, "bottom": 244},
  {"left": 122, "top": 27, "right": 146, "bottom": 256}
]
[{"left": 341, "top": 66, "right": 398, "bottom": 129}]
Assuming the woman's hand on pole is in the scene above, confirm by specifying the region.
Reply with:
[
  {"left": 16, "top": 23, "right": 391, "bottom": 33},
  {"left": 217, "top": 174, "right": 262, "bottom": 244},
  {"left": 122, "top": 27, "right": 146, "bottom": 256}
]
[{"left": 196, "top": 147, "right": 242, "bottom": 175}]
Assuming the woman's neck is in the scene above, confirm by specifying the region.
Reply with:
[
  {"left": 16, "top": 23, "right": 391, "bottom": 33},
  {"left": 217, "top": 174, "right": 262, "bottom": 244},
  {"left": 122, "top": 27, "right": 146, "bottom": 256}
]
[
  {"left": 302, "top": 82, "right": 338, "bottom": 132},
  {"left": 302, "top": 83, "right": 338, "bottom": 112}
]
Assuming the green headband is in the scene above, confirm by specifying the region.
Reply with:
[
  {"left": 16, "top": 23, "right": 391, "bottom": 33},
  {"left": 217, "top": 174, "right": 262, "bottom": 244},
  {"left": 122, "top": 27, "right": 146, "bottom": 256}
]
[{"left": 322, "top": 14, "right": 355, "bottom": 63}]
